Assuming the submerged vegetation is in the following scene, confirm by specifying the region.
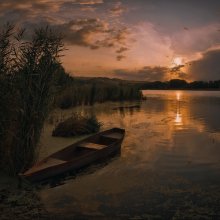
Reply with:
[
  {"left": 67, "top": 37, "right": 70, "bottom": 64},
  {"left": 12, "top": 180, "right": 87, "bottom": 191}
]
[
  {"left": 0, "top": 24, "right": 63, "bottom": 175},
  {"left": 52, "top": 114, "right": 101, "bottom": 137}
]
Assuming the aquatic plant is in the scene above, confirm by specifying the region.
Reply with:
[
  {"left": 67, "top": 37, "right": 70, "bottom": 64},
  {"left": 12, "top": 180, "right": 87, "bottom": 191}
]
[
  {"left": 55, "top": 79, "right": 143, "bottom": 109},
  {"left": 52, "top": 114, "right": 101, "bottom": 137}
]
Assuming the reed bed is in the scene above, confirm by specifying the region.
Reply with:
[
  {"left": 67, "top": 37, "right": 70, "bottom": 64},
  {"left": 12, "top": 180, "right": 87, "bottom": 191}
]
[
  {"left": 0, "top": 24, "right": 63, "bottom": 175},
  {"left": 55, "top": 81, "right": 143, "bottom": 109}
]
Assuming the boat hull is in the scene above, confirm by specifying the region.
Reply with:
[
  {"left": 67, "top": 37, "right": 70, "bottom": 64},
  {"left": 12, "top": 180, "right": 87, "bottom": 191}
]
[{"left": 20, "top": 128, "right": 125, "bottom": 182}]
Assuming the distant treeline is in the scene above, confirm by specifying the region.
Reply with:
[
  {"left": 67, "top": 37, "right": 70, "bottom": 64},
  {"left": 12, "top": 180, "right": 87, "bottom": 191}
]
[
  {"left": 54, "top": 69, "right": 143, "bottom": 109},
  {"left": 137, "top": 79, "right": 220, "bottom": 90}
]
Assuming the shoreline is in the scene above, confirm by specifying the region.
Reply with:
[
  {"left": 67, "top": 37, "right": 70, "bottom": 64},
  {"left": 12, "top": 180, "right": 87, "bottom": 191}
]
[
  {"left": 142, "top": 89, "right": 220, "bottom": 91},
  {"left": 0, "top": 174, "right": 49, "bottom": 220}
]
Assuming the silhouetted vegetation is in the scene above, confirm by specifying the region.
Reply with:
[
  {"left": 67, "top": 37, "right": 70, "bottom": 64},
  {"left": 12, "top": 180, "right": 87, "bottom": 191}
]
[
  {"left": 138, "top": 79, "right": 220, "bottom": 90},
  {"left": 0, "top": 24, "right": 63, "bottom": 175},
  {"left": 54, "top": 71, "right": 144, "bottom": 109},
  {"left": 52, "top": 114, "right": 101, "bottom": 137},
  {"left": 53, "top": 77, "right": 220, "bottom": 110}
]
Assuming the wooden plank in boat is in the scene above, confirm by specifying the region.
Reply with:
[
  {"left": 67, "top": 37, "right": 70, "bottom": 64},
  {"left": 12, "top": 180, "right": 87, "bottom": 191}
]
[
  {"left": 79, "top": 142, "right": 107, "bottom": 150},
  {"left": 101, "top": 133, "right": 123, "bottom": 139}
]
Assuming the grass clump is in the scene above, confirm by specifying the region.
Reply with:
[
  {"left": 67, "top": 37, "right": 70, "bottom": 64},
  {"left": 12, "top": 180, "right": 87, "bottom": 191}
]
[{"left": 52, "top": 114, "right": 101, "bottom": 137}]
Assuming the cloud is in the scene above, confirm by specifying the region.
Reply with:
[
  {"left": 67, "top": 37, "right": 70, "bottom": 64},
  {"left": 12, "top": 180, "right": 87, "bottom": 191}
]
[
  {"left": 171, "top": 23, "right": 220, "bottom": 57},
  {"left": 116, "top": 55, "right": 126, "bottom": 61},
  {"left": 116, "top": 46, "right": 128, "bottom": 53},
  {"left": 125, "top": 22, "right": 173, "bottom": 66},
  {"left": 109, "top": 2, "right": 127, "bottom": 17},
  {"left": 71, "top": 0, "right": 103, "bottom": 5},
  {"left": 0, "top": 1, "right": 62, "bottom": 26},
  {"left": 80, "top": 6, "right": 97, "bottom": 12},
  {"left": 170, "top": 68, "right": 188, "bottom": 80},
  {"left": 0, "top": 0, "right": 103, "bottom": 11},
  {"left": 112, "top": 65, "right": 189, "bottom": 81},
  {"left": 113, "top": 66, "right": 170, "bottom": 81},
  {"left": 0, "top": 0, "right": 103, "bottom": 25},
  {"left": 16, "top": 17, "right": 130, "bottom": 61},
  {"left": 48, "top": 18, "right": 130, "bottom": 54},
  {"left": 188, "top": 49, "right": 220, "bottom": 81},
  {"left": 169, "top": 64, "right": 188, "bottom": 79},
  {"left": 0, "top": 0, "right": 130, "bottom": 61},
  {"left": 59, "top": 18, "right": 108, "bottom": 47}
]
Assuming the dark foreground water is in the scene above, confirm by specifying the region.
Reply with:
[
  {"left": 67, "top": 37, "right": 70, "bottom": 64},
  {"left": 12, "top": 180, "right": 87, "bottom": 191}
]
[{"left": 39, "top": 90, "right": 220, "bottom": 219}]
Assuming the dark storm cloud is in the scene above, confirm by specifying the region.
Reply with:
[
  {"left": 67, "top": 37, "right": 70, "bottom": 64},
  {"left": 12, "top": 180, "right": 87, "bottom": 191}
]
[
  {"left": 50, "top": 18, "right": 129, "bottom": 50},
  {"left": 188, "top": 49, "right": 220, "bottom": 81},
  {"left": 113, "top": 66, "right": 169, "bottom": 81},
  {"left": 56, "top": 18, "right": 109, "bottom": 48}
]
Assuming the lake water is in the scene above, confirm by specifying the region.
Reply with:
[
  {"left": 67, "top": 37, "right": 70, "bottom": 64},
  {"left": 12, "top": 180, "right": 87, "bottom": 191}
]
[{"left": 39, "top": 90, "right": 220, "bottom": 219}]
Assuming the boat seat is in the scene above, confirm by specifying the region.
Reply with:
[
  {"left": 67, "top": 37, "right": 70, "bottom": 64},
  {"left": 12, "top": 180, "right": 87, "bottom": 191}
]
[
  {"left": 101, "top": 133, "right": 123, "bottom": 139},
  {"left": 78, "top": 142, "right": 107, "bottom": 150}
]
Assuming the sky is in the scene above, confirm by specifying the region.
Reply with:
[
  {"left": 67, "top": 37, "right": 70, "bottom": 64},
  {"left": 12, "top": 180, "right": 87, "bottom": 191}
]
[{"left": 1, "top": 0, "right": 220, "bottom": 81}]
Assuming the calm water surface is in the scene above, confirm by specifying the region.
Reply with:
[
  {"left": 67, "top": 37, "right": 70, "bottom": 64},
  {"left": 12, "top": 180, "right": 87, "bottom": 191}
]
[{"left": 39, "top": 90, "right": 220, "bottom": 219}]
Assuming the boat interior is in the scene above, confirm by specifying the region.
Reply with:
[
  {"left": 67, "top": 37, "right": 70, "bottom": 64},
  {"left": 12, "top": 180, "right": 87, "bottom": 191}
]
[{"left": 53, "top": 132, "right": 123, "bottom": 161}]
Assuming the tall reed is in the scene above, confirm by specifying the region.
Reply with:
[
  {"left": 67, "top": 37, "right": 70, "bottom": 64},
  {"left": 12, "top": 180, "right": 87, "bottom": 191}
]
[
  {"left": 56, "top": 81, "right": 143, "bottom": 109},
  {"left": 0, "top": 24, "right": 64, "bottom": 174}
]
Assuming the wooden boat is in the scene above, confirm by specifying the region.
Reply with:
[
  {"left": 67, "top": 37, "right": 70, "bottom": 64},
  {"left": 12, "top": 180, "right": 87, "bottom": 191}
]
[{"left": 20, "top": 128, "right": 125, "bottom": 182}]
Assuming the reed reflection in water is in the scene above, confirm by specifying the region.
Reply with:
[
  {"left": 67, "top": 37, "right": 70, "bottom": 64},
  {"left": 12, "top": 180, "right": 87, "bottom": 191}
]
[{"left": 39, "top": 90, "right": 220, "bottom": 219}]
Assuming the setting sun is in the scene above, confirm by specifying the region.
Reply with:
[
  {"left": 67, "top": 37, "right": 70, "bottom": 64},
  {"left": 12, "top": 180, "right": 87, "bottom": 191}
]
[{"left": 173, "top": 57, "right": 183, "bottom": 66}]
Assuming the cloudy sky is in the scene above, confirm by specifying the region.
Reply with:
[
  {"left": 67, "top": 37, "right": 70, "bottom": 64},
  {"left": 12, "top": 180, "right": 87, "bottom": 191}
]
[{"left": 1, "top": 0, "right": 220, "bottom": 81}]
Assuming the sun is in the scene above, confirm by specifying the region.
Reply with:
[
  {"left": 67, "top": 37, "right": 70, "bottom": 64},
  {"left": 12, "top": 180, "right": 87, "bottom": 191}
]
[{"left": 173, "top": 57, "right": 183, "bottom": 66}]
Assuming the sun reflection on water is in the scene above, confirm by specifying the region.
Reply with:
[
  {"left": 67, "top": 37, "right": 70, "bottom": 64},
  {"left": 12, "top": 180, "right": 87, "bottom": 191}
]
[
  {"left": 176, "top": 91, "right": 181, "bottom": 101},
  {"left": 175, "top": 92, "right": 183, "bottom": 126}
]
